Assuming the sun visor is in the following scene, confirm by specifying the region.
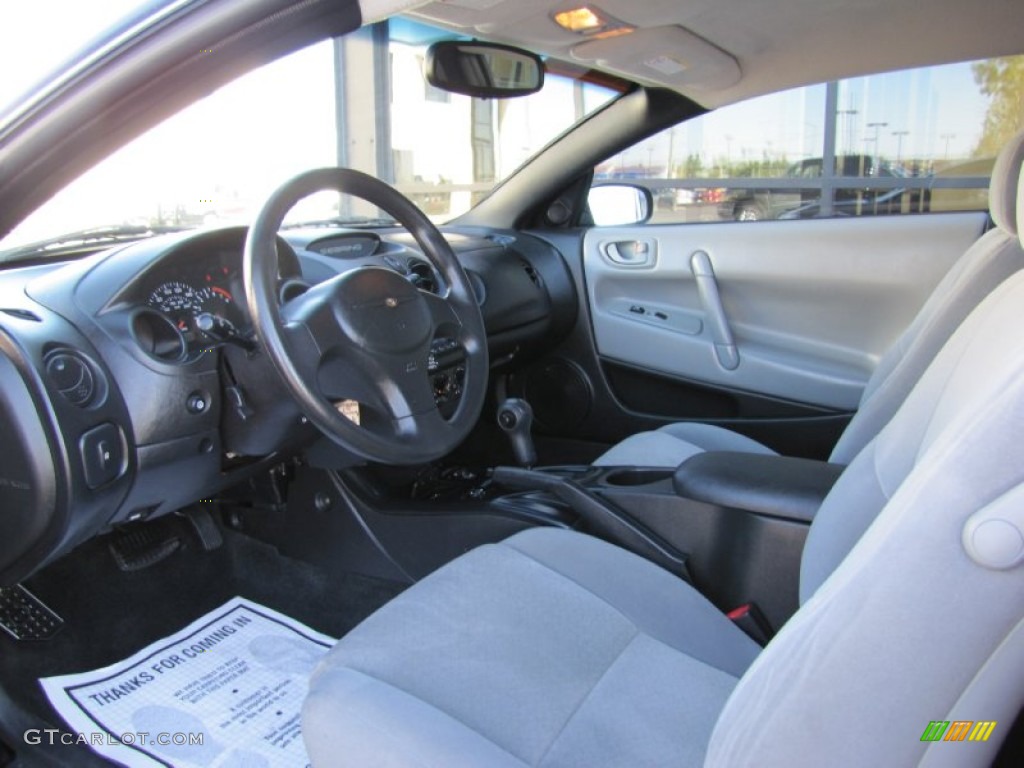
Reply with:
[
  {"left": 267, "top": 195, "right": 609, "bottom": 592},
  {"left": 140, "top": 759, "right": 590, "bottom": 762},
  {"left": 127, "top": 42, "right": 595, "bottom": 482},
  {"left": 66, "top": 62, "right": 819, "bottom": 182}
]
[{"left": 570, "top": 25, "right": 740, "bottom": 92}]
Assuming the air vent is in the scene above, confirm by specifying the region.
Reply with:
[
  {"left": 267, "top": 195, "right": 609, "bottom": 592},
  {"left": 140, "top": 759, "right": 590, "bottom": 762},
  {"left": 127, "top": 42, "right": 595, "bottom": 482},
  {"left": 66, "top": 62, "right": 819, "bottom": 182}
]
[
  {"left": 520, "top": 260, "right": 542, "bottom": 289},
  {"left": 279, "top": 279, "right": 310, "bottom": 304},
  {"left": 131, "top": 309, "right": 186, "bottom": 363},
  {"left": 407, "top": 260, "right": 438, "bottom": 293},
  {"left": 383, "top": 254, "right": 409, "bottom": 274}
]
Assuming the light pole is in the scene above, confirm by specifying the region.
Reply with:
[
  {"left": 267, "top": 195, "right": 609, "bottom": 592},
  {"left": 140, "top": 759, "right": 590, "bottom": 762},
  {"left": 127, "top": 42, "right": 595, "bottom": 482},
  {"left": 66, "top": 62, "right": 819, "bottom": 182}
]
[
  {"left": 866, "top": 121, "right": 888, "bottom": 174},
  {"left": 667, "top": 128, "right": 677, "bottom": 178},
  {"left": 717, "top": 135, "right": 733, "bottom": 177},
  {"left": 892, "top": 130, "right": 909, "bottom": 168},
  {"left": 861, "top": 137, "right": 876, "bottom": 176},
  {"left": 838, "top": 108, "right": 858, "bottom": 157},
  {"left": 940, "top": 133, "right": 956, "bottom": 161}
]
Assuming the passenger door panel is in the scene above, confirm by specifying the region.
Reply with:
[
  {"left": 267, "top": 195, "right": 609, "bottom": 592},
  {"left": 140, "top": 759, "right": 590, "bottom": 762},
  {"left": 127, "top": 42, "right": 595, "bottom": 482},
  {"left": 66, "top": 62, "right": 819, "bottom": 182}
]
[{"left": 584, "top": 213, "right": 987, "bottom": 413}]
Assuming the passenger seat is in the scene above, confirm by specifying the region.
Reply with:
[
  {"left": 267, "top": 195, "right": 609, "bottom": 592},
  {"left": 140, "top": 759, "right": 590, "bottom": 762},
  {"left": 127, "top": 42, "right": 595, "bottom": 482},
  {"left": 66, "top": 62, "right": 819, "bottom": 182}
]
[{"left": 594, "top": 129, "right": 1024, "bottom": 468}]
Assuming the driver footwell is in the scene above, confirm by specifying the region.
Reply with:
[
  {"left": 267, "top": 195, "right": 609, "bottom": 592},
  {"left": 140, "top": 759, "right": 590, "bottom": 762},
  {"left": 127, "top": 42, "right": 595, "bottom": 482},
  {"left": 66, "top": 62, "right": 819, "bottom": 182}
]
[{"left": 0, "top": 515, "right": 404, "bottom": 766}]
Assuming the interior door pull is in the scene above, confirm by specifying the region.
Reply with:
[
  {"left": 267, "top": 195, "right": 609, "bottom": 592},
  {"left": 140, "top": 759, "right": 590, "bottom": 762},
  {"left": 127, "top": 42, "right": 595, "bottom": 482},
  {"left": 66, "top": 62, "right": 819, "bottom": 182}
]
[
  {"left": 689, "top": 250, "right": 739, "bottom": 370},
  {"left": 602, "top": 239, "right": 655, "bottom": 266}
]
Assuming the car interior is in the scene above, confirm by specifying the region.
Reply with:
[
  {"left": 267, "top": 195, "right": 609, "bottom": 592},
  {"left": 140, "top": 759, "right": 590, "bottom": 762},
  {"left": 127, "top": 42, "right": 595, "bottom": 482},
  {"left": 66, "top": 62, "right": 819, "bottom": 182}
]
[{"left": 1, "top": 0, "right": 1023, "bottom": 765}]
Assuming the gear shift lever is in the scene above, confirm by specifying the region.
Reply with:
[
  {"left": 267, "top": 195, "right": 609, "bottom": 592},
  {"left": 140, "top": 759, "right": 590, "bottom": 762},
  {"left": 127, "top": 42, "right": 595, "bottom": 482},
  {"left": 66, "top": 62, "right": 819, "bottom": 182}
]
[{"left": 497, "top": 398, "right": 537, "bottom": 467}]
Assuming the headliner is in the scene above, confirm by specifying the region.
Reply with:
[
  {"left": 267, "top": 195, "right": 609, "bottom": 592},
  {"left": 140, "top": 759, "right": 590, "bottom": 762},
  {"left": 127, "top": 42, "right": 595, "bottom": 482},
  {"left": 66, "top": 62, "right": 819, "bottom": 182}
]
[{"left": 360, "top": 0, "right": 1024, "bottom": 107}]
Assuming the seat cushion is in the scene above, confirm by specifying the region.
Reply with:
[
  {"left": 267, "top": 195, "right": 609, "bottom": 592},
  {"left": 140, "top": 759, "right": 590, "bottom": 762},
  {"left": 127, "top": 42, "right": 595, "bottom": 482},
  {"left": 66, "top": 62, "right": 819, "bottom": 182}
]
[
  {"left": 592, "top": 421, "right": 776, "bottom": 468},
  {"left": 303, "top": 528, "right": 761, "bottom": 767}
]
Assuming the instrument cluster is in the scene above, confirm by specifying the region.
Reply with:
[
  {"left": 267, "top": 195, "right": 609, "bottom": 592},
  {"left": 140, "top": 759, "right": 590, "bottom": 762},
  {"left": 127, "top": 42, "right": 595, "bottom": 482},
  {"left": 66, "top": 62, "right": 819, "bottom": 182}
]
[{"left": 142, "top": 251, "right": 253, "bottom": 357}]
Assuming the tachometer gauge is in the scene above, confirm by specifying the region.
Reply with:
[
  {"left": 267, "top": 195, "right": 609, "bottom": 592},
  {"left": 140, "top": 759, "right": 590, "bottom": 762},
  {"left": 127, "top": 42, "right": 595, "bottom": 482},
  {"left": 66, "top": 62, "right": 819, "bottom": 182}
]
[
  {"left": 196, "top": 285, "right": 238, "bottom": 333},
  {"left": 196, "top": 284, "right": 233, "bottom": 310},
  {"left": 194, "top": 282, "right": 254, "bottom": 350},
  {"left": 148, "top": 281, "right": 200, "bottom": 328}
]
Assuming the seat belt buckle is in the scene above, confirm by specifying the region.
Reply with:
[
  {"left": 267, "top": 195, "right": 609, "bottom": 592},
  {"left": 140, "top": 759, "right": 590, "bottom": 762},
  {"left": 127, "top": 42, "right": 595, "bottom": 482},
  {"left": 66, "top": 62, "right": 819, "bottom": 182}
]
[{"left": 727, "top": 603, "right": 773, "bottom": 646}]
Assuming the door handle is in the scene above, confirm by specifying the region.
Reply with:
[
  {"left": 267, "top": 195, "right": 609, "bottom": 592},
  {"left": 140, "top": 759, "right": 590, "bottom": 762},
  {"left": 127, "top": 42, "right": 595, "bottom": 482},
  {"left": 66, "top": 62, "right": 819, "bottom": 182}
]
[
  {"left": 689, "top": 250, "right": 739, "bottom": 370},
  {"left": 601, "top": 239, "right": 655, "bottom": 267}
]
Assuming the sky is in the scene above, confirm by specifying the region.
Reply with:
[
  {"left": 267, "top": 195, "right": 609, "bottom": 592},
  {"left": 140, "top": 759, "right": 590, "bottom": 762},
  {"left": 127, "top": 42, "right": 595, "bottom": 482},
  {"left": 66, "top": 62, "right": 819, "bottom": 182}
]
[{"left": 613, "top": 60, "right": 995, "bottom": 176}]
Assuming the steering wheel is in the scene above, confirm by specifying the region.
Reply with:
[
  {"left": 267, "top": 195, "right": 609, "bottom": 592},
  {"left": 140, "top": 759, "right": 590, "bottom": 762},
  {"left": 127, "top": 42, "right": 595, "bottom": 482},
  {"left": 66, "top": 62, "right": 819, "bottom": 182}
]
[{"left": 243, "top": 168, "right": 488, "bottom": 464}]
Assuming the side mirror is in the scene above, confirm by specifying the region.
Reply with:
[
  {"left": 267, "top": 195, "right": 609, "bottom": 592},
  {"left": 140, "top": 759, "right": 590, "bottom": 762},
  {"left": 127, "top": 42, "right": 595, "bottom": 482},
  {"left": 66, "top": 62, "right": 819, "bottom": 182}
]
[
  {"left": 588, "top": 184, "right": 653, "bottom": 226},
  {"left": 425, "top": 41, "right": 544, "bottom": 98}
]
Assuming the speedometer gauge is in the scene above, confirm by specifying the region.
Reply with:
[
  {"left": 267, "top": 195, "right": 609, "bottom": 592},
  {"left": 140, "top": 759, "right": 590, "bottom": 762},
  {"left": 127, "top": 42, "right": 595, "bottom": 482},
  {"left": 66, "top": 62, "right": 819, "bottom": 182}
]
[{"left": 148, "top": 282, "right": 200, "bottom": 324}]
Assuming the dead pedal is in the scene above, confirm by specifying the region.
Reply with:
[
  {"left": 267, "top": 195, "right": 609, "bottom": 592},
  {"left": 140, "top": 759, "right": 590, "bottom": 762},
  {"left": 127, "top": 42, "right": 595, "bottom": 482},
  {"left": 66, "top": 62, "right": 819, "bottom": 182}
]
[
  {"left": 0, "top": 584, "right": 64, "bottom": 641},
  {"left": 108, "top": 520, "right": 182, "bottom": 572}
]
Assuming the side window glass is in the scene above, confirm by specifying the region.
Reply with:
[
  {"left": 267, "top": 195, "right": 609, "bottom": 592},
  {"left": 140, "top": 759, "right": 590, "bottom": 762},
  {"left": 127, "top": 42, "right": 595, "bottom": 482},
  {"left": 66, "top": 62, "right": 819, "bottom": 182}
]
[{"left": 594, "top": 55, "right": 1024, "bottom": 224}]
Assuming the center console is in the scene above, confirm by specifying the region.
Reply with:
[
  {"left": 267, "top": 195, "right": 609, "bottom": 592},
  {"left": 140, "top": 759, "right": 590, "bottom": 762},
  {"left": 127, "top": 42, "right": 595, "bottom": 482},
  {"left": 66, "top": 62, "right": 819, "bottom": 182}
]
[
  {"left": 490, "top": 452, "right": 844, "bottom": 632},
  {"left": 263, "top": 398, "right": 844, "bottom": 637}
]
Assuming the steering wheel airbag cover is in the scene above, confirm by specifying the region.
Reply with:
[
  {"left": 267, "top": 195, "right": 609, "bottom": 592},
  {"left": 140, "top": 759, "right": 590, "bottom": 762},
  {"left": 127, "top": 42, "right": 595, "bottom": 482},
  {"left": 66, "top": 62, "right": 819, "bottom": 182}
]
[{"left": 335, "top": 268, "right": 432, "bottom": 354}]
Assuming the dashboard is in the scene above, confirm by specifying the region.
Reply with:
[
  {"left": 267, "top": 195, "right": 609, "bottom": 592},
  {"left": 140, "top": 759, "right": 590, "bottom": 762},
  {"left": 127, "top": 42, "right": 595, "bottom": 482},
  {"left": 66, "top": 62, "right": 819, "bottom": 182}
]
[{"left": 0, "top": 223, "right": 576, "bottom": 584}]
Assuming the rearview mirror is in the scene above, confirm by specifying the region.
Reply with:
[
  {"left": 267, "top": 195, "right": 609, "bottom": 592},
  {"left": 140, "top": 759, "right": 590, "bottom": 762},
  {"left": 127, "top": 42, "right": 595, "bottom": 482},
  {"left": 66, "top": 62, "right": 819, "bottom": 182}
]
[{"left": 425, "top": 41, "right": 544, "bottom": 98}]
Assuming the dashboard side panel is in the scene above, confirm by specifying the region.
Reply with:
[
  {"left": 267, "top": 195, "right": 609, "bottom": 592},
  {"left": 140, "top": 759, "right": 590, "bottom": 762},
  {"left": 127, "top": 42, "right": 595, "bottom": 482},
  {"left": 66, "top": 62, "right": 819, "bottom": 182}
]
[{"left": 0, "top": 344, "right": 59, "bottom": 583}]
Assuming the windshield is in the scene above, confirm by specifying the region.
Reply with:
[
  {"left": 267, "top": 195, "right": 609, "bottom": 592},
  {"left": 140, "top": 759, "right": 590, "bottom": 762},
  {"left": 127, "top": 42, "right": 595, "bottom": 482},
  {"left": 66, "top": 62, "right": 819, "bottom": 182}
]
[
  {"left": 0, "top": 0, "right": 174, "bottom": 121},
  {"left": 0, "top": 18, "right": 619, "bottom": 260}
]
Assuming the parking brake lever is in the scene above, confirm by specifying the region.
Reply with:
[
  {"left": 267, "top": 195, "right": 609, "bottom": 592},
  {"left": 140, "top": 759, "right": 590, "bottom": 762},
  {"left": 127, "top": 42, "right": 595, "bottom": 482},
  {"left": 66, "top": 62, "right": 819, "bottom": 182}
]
[{"left": 492, "top": 466, "right": 691, "bottom": 582}]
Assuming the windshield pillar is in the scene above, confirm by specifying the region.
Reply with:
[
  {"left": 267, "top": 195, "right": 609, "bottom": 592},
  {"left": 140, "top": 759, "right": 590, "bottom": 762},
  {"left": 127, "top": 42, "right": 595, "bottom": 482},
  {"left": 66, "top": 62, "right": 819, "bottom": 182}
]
[{"left": 335, "top": 23, "right": 393, "bottom": 220}]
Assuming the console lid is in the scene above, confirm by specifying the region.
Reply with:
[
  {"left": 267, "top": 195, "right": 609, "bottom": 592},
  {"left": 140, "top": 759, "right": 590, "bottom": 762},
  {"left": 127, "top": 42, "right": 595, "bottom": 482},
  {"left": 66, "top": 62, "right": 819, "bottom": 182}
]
[{"left": 673, "top": 451, "right": 844, "bottom": 523}]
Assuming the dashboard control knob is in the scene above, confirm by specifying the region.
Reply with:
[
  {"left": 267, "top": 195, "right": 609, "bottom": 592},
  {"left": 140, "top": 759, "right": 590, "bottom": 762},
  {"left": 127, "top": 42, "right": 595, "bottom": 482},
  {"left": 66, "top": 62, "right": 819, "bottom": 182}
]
[
  {"left": 186, "top": 392, "right": 209, "bottom": 414},
  {"left": 45, "top": 351, "right": 95, "bottom": 407}
]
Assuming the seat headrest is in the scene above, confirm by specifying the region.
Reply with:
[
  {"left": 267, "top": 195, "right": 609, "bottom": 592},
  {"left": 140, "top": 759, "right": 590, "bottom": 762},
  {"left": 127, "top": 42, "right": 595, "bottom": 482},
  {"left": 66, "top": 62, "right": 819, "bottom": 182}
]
[{"left": 989, "top": 128, "right": 1024, "bottom": 235}]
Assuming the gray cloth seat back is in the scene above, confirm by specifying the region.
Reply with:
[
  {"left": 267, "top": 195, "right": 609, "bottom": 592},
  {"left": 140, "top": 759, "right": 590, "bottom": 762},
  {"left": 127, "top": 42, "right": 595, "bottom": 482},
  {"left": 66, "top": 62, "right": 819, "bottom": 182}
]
[
  {"left": 594, "top": 129, "right": 1024, "bottom": 468},
  {"left": 708, "top": 255, "right": 1024, "bottom": 764}
]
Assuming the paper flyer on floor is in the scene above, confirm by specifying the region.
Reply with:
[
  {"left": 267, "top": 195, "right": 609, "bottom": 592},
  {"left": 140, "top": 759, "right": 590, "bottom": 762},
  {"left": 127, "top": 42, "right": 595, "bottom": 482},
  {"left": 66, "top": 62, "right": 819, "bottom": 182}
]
[{"left": 40, "top": 596, "right": 336, "bottom": 767}]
